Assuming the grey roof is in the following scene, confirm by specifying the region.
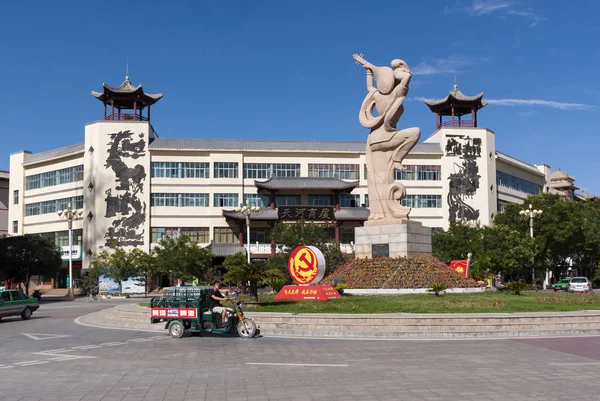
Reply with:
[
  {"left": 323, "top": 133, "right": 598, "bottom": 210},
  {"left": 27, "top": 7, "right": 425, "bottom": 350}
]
[
  {"left": 23, "top": 143, "right": 85, "bottom": 166},
  {"left": 334, "top": 207, "right": 370, "bottom": 220},
  {"left": 149, "top": 138, "right": 442, "bottom": 155},
  {"left": 255, "top": 177, "right": 359, "bottom": 191},
  {"left": 92, "top": 76, "right": 163, "bottom": 105},
  {"left": 208, "top": 241, "right": 247, "bottom": 257},
  {"left": 424, "top": 84, "right": 487, "bottom": 114},
  {"left": 222, "top": 208, "right": 279, "bottom": 221}
]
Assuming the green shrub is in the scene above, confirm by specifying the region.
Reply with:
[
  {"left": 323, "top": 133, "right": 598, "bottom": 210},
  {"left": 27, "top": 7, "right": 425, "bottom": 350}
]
[
  {"left": 505, "top": 280, "right": 528, "bottom": 295},
  {"left": 428, "top": 283, "right": 448, "bottom": 296},
  {"left": 264, "top": 278, "right": 287, "bottom": 293}
]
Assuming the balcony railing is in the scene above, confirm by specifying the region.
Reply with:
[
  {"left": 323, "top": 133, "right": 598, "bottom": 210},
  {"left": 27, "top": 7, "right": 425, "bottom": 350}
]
[
  {"left": 105, "top": 113, "right": 148, "bottom": 121},
  {"left": 437, "top": 120, "right": 474, "bottom": 129}
]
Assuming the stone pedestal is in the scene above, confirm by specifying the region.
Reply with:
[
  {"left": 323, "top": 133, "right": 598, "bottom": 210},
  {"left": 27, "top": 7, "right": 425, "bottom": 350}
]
[{"left": 354, "top": 220, "right": 432, "bottom": 259}]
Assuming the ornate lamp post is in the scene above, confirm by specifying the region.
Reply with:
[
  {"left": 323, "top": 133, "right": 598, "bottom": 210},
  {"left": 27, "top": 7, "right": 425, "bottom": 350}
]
[
  {"left": 236, "top": 199, "right": 260, "bottom": 264},
  {"left": 57, "top": 202, "right": 83, "bottom": 299},
  {"left": 519, "top": 204, "right": 543, "bottom": 287}
]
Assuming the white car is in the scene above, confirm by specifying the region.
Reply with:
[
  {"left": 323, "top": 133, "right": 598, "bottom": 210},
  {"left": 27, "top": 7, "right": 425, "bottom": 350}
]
[{"left": 568, "top": 277, "right": 592, "bottom": 293}]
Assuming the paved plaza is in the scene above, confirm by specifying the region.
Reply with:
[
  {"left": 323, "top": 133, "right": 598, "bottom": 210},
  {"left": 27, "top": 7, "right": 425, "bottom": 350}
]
[{"left": 0, "top": 300, "right": 599, "bottom": 401}]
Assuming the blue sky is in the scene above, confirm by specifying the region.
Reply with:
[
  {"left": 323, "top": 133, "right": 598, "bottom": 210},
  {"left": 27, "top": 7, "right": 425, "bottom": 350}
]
[{"left": 1, "top": 0, "right": 598, "bottom": 194}]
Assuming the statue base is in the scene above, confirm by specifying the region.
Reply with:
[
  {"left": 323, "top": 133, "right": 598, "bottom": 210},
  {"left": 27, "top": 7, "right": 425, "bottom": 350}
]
[
  {"left": 274, "top": 285, "right": 341, "bottom": 301},
  {"left": 354, "top": 220, "right": 432, "bottom": 259}
]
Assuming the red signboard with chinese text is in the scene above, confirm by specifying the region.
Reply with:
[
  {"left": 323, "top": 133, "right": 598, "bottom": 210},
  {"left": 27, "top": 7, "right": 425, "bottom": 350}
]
[
  {"left": 150, "top": 308, "right": 198, "bottom": 319},
  {"left": 274, "top": 284, "right": 341, "bottom": 301}
]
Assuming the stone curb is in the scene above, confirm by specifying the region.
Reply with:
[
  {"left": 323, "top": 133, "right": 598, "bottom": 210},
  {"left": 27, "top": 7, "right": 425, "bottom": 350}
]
[{"left": 76, "top": 304, "right": 600, "bottom": 339}]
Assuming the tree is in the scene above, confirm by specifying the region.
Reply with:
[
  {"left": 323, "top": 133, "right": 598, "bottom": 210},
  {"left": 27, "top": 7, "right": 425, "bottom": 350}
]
[
  {"left": 432, "top": 223, "right": 483, "bottom": 263},
  {"left": 128, "top": 248, "right": 157, "bottom": 296},
  {"left": 91, "top": 244, "right": 138, "bottom": 294},
  {"left": 478, "top": 224, "right": 533, "bottom": 281},
  {"left": 153, "top": 235, "right": 215, "bottom": 285},
  {"left": 222, "top": 252, "right": 284, "bottom": 302},
  {"left": 0, "top": 235, "right": 62, "bottom": 295}
]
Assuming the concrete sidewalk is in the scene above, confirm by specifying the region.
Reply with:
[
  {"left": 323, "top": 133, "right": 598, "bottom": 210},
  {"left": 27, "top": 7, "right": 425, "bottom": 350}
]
[{"left": 76, "top": 303, "right": 600, "bottom": 339}]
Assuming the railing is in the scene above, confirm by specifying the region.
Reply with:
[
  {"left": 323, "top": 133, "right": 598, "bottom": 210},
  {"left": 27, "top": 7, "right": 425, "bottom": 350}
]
[
  {"left": 105, "top": 113, "right": 148, "bottom": 121},
  {"left": 438, "top": 120, "right": 474, "bottom": 128}
]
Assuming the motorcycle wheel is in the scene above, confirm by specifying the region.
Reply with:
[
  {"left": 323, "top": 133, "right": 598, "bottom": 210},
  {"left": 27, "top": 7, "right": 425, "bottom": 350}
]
[
  {"left": 169, "top": 321, "right": 185, "bottom": 339},
  {"left": 236, "top": 318, "right": 257, "bottom": 338}
]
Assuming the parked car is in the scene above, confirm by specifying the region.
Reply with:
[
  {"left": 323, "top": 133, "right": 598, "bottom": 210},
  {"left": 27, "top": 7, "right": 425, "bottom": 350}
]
[
  {"left": 553, "top": 277, "right": 571, "bottom": 292},
  {"left": 568, "top": 277, "right": 592, "bottom": 293},
  {"left": 0, "top": 289, "right": 40, "bottom": 321}
]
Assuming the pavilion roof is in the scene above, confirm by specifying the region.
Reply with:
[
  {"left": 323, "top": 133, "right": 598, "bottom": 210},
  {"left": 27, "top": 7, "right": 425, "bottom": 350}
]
[
  {"left": 424, "top": 84, "right": 487, "bottom": 116},
  {"left": 91, "top": 76, "right": 163, "bottom": 108},
  {"left": 254, "top": 177, "right": 359, "bottom": 192}
]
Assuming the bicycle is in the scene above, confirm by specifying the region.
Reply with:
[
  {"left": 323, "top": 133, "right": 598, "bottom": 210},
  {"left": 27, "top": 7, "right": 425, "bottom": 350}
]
[{"left": 85, "top": 287, "right": 102, "bottom": 303}]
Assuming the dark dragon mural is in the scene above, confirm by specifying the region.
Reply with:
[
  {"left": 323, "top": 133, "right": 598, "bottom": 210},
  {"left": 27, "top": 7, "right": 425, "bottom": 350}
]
[
  {"left": 104, "top": 130, "right": 147, "bottom": 246},
  {"left": 446, "top": 134, "right": 481, "bottom": 224}
]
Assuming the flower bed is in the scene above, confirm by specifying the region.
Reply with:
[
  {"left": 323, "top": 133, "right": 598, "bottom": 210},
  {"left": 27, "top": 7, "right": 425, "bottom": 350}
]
[{"left": 322, "top": 256, "right": 480, "bottom": 289}]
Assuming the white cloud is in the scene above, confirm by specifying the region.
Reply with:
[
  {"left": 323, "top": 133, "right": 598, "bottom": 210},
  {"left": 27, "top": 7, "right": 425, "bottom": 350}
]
[
  {"left": 486, "top": 98, "right": 593, "bottom": 110},
  {"left": 412, "top": 55, "right": 490, "bottom": 76},
  {"left": 464, "top": 0, "right": 547, "bottom": 26}
]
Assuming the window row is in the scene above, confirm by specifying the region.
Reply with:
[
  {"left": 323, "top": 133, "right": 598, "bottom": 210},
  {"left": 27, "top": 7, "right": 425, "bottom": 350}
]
[
  {"left": 149, "top": 193, "right": 367, "bottom": 208},
  {"left": 243, "top": 163, "right": 300, "bottom": 179},
  {"left": 38, "top": 229, "right": 83, "bottom": 247},
  {"left": 308, "top": 164, "right": 360, "bottom": 180},
  {"left": 497, "top": 171, "right": 541, "bottom": 195},
  {"left": 26, "top": 165, "right": 84, "bottom": 190},
  {"left": 401, "top": 194, "right": 442, "bottom": 208},
  {"left": 395, "top": 165, "right": 442, "bottom": 181},
  {"left": 25, "top": 196, "right": 84, "bottom": 216},
  {"left": 150, "top": 226, "right": 277, "bottom": 244}
]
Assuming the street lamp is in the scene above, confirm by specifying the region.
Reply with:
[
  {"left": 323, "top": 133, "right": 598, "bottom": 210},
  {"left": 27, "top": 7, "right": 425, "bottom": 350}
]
[
  {"left": 236, "top": 199, "right": 260, "bottom": 264},
  {"left": 519, "top": 204, "right": 543, "bottom": 287},
  {"left": 57, "top": 202, "right": 83, "bottom": 299}
]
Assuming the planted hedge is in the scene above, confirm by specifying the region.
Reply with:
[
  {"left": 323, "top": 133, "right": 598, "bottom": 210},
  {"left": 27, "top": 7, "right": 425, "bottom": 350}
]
[{"left": 322, "top": 256, "right": 480, "bottom": 289}]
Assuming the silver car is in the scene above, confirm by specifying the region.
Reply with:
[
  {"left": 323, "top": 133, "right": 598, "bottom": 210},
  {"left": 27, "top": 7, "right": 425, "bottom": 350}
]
[{"left": 568, "top": 277, "right": 592, "bottom": 293}]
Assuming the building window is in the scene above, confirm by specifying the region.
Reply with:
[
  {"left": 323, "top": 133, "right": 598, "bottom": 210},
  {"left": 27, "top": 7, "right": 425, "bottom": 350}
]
[
  {"left": 250, "top": 227, "right": 271, "bottom": 243},
  {"left": 214, "top": 227, "right": 238, "bottom": 243},
  {"left": 364, "top": 194, "right": 369, "bottom": 208},
  {"left": 243, "top": 163, "right": 300, "bottom": 179},
  {"left": 150, "top": 162, "right": 210, "bottom": 178},
  {"left": 25, "top": 196, "right": 83, "bottom": 216},
  {"left": 243, "top": 194, "right": 270, "bottom": 208},
  {"left": 214, "top": 162, "right": 239, "bottom": 178},
  {"left": 395, "top": 165, "right": 441, "bottom": 181},
  {"left": 13, "top": 190, "right": 19, "bottom": 205},
  {"left": 401, "top": 195, "right": 442, "bottom": 208},
  {"left": 308, "top": 195, "right": 333, "bottom": 206},
  {"left": 213, "top": 193, "right": 239, "bottom": 207},
  {"left": 12, "top": 221, "right": 18, "bottom": 234},
  {"left": 340, "top": 194, "right": 360, "bottom": 207},
  {"left": 341, "top": 227, "right": 355, "bottom": 243},
  {"left": 496, "top": 171, "right": 541, "bottom": 195},
  {"left": 26, "top": 165, "right": 84, "bottom": 190},
  {"left": 364, "top": 164, "right": 368, "bottom": 180},
  {"left": 275, "top": 195, "right": 301, "bottom": 206},
  {"left": 308, "top": 164, "right": 359, "bottom": 180},
  {"left": 497, "top": 199, "right": 509, "bottom": 213},
  {"left": 150, "top": 193, "right": 210, "bottom": 207},
  {"left": 151, "top": 227, "right": 209, "bottom": 243},
  {"left": 38, "top": 229, "right": 83, "bottom": 247}
]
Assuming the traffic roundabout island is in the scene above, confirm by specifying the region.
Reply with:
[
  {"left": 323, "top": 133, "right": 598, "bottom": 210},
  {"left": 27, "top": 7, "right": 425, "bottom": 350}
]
[{"left": 76, "top": 302, "right": 600, "bottom": 339}]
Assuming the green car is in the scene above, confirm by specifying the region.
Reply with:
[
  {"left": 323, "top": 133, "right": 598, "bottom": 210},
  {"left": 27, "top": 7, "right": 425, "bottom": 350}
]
[
  {"left": 553, "top": 277, "right": 571, "bottom": 292},
  {"left": 0, "top": 289, "right": 40, "bottom": 321}
]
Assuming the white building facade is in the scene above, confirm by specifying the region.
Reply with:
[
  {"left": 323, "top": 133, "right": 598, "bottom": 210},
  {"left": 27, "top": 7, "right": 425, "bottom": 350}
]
[{"left": 7, "top": 78, "right": 564, "bottom": 287}]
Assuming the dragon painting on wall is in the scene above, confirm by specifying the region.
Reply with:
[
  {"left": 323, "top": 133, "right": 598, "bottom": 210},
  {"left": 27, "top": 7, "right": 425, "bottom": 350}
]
[
  {"left": 446, "top": 134, "right": 481, "bottom": 224},
  {"left": 104, "top": 130, "right": 147, "bottom": 246}
]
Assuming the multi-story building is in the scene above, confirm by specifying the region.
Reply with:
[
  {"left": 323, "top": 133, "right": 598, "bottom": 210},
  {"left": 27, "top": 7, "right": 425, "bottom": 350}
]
[
  {"left": 0, "top": 170, "right": 9, "bottom": 236},
  {"left": 7, "top": 76, "right": 591, "bottom": 288}
]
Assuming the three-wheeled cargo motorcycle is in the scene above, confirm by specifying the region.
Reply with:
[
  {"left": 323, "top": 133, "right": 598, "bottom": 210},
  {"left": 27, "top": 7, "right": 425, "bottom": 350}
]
[{"left": 150, "top": 286, "right": 259, "bottom": 339}]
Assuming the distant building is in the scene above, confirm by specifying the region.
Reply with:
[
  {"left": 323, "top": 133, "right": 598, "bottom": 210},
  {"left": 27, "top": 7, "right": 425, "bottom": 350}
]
[
  {"left": 0, "top": 170, "right": 8, "bottom": 236},
  {"left": 7, "top": 76, "right": 595, "bottom": 289}
]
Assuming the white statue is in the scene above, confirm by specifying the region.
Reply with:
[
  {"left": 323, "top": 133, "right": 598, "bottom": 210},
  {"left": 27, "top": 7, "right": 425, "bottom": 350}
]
[{"left": 353, "top": 54, "right": 421, "bottom": 221}]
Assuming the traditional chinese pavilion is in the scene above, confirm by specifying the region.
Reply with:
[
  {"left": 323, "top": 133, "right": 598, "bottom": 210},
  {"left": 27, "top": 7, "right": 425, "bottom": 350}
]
[
  {"left": 222, "top": 177, "right": 369, "bottom": 259},
  {"left": 424, "top": 83, "right": 487, "bottom": 129},
  {"left": 92, "top": 75, "right": 163, "bottom": 122}
]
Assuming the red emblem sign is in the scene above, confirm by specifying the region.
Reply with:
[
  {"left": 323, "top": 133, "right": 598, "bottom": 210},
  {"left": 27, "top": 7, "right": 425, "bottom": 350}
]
[
  {"left": 448, "top": 260, "right": 469, "bottom": 277},
  {"left": 288, "top": 246, "right": 326, "bottom": 285}
]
